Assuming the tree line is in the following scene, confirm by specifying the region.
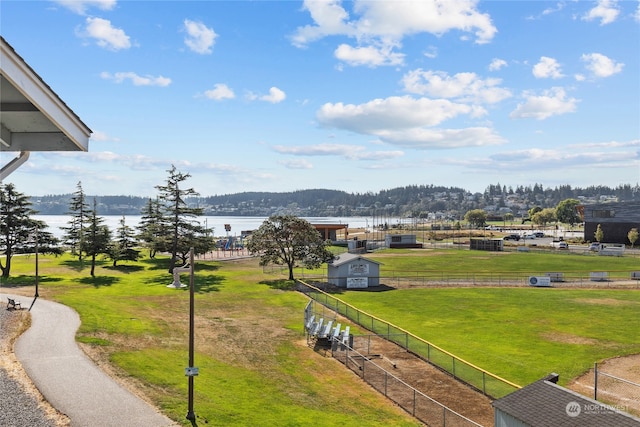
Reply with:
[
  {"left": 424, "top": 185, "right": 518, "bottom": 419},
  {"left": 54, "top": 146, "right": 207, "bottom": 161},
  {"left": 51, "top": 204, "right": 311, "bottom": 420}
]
[
  {"left": 29, "top": 183, "right": 640, "bottom": 217},
  {"left": 1, "top": 165, "right": 213, "bottom": 277},
  {"left": 1, "top": 164, "right": 335, "bottom": 282}
]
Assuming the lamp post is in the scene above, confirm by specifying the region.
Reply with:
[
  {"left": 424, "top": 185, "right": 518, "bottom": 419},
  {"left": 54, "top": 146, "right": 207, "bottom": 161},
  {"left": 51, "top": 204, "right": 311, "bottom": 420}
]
[{"left": 185, "top": 247, "right": 197, "bottom": 422}]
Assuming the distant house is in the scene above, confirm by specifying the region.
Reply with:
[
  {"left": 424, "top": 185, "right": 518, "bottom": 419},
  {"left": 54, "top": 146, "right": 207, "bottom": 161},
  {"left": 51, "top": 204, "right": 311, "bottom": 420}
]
[
  {"left": 578, "top": 202, "right": 640, "bottom": 244},
  {"left": 384, "top": 234, "right": 423, "bottom": 249},
  {"left": 492, "top": 373, "right": 640, "bottom": 427},
  {"left": 327, "top": 253, "right": 381, "bottom": 289}
]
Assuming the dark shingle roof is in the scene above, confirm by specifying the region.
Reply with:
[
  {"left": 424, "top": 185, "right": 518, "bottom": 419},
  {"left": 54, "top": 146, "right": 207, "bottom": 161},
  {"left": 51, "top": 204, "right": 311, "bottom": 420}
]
[{"left": 492, "top": 374, "right": 640, "bottom": 427}]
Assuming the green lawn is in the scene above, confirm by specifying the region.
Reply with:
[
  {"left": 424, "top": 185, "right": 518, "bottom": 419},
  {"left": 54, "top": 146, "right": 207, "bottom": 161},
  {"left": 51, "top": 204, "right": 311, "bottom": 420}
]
[
  {"left": 2, "top": 253, "right": 420, "bottom": 427},
  {"left": 337, "top": 286, "right": 640, "bottom": 386},
  {"left": 3, "top": 248, "right": 639, "bottom": 425},
  {"left": 327, "top": 248, "right": 640, "bottom": 386}
]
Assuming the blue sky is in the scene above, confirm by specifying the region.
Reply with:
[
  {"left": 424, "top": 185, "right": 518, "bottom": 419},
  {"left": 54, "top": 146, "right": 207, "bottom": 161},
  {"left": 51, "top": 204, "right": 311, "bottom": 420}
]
[{"left": 2, "top": 0, "right": 639, "bottom": 197}]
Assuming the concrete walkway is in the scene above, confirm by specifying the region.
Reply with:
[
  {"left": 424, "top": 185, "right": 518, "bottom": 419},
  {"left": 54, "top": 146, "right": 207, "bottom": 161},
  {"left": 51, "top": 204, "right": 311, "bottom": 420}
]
[{"left": 3, "top": 293, "right": 176, "bottom": 427}]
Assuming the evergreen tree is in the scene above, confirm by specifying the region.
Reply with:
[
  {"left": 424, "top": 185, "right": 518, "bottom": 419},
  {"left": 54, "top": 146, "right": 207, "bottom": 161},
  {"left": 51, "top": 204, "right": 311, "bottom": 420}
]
[
  {"left": 137, "top": 198, "right": 167, "bottom": 258},
  {"left": 155, "top": 165, "right": 206, "bottom": 272},
  {"left": 61, "top": 181, "right": 90, "bottom": 260},
  {"left": 84, "top": 199, "right": 112, "bottom": 277},
  {"left": 108, "top": 216, "right": 140, "bottom": 267},
  {"left": 0, "top": 184, "right": 60, "bottom": 278}
]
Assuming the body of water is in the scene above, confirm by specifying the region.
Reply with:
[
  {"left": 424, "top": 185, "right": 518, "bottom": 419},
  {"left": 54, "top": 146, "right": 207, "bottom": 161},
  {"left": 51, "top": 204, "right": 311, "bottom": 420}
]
[{"left": 34, "top": 215, "right": 405, "bottom": 239}]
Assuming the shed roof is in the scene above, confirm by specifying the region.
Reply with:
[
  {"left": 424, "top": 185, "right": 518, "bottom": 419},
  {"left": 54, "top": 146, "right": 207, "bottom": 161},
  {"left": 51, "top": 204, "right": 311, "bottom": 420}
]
[
  {"left": 329, "top": 252, "right": 382, "bottom": 267},
  {"left": 1, "top": 36, "right": 91, "bottom": 178},
  {"left": 492, "top": 374, "right": 640, "bottom": 427}
]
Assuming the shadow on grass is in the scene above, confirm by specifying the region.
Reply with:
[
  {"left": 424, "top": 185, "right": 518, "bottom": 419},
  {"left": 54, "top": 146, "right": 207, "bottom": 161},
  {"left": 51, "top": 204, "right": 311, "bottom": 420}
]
[
  {"left": 194, "top": 274, "right": 223, "bottom": 293},
  {"left": 260, "top": 279, "right": 297, "bottom": 291},
  {"left": 140, "top": 257, "right": 170, "bottom": 271},
  {"left": 0, "top": 275, "right": 63, "bottom": 288},
  {"left": 78, "top": 276, "right": 120, "bottom": 287},
  {"left": 102, "top": 264, "right": 145, "bottom": 274},
  {"left": 141, "top": 273, "right": 223, "bottom": 293}
]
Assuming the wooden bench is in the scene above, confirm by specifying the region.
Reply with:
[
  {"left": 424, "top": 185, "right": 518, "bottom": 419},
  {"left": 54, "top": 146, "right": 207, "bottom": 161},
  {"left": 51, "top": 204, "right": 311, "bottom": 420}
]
[
  {"left": 7, "top": 298, "right": 21, "bottom": 310},
  {"left": 590, "top": 272, "right": 608, "bottom": 282}
]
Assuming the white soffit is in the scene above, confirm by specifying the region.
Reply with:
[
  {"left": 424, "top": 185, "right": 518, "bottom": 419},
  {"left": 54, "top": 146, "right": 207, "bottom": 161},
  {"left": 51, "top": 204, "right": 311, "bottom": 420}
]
[{"left": 0, "top": 36, "right": 91, "bottom": 153}]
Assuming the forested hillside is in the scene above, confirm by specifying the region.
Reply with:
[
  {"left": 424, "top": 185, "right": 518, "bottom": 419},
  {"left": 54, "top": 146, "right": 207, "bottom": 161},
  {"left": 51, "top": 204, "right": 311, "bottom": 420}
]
[{"left": 29, "top": 183, "right": 639, "bottom": 218}]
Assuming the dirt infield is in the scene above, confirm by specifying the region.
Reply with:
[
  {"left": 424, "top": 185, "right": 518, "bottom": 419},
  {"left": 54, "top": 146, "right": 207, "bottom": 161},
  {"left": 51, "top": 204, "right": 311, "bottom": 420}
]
[
  {"left": 315, "top": 332, "right": 495, "bottom": 426},
  {"left": 567, "top": 354, "right": 640, "bottom": 417}
]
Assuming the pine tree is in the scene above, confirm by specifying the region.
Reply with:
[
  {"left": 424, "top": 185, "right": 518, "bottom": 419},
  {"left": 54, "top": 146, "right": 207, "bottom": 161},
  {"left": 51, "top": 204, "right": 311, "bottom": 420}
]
[
  {"left": 0, "top": 184, "right": 60, "bottom": 277},
  {"left": 84, "top": 198, "right": 112, "bottom": 277},
  {"left": 155, "top": 165, "right": 206, "bottom": 272},
  {"left": 62, "top": 181, "right": 91, "bottom": 260},
  {"left": 137, "top": 198, "right": 167, "bottom": 258},
  {"left": 108, "top": 216, "right": 140, "bottom": 267}
]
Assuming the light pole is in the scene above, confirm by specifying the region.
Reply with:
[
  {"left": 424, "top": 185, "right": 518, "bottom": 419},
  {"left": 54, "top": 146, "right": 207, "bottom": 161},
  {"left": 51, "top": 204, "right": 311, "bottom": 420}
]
[{"left": 186, "top": 247, "right": 197, "bottom": 422}]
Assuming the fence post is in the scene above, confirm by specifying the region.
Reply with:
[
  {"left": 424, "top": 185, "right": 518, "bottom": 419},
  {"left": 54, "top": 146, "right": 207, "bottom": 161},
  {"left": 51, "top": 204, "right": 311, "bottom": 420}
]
[
  {"left": 482, "top": 371, "right": 486, "bottom": 395},
  {"left": 594, "top": 362, "right": 598, "bottom": 400}
]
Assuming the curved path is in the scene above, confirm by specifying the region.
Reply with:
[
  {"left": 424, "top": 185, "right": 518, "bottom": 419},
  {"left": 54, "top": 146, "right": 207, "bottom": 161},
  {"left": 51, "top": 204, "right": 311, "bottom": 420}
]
[{"left": 3, "top": 293, "right": 176, "bottom": 427}]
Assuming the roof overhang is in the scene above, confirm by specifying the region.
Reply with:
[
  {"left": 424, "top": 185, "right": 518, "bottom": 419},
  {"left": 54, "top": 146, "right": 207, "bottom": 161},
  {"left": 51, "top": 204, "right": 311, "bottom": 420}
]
[{"left": 1, "top": 36, "right": 91, "bottom": 178}]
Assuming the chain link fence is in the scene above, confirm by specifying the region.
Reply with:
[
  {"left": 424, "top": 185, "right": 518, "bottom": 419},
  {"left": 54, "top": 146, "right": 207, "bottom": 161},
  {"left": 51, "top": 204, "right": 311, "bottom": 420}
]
[
  {"left": 331, "top": 336, "right": 483, "bottom": 427},
  {"left": 300, "top": 281, "right": 520, "bottom": 400},
  {"left": 594, "top": 362, "right": 640, "bottom": 416}
]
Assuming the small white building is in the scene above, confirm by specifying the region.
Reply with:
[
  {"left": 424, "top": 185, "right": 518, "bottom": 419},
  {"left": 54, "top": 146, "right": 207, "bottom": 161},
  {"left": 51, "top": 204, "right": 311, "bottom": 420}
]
[
  {"left": 327, "top": 253, "right": 381, "bottom": 289},
  {"left": 385, "top": 234, "right": 423, "bottom": 249}
]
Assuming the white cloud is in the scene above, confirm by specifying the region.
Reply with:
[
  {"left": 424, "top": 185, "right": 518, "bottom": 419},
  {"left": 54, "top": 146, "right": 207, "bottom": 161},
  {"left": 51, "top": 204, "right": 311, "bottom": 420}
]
[
  {"left": 183, "top": 19, "right": 217, "bottom": 54},
  {"left": 423, "top": 46, "right": 438, "bottom": 59},
  {"left": 334, "top": 43, "right": 404, "bottom": 67},
  {"left": 100, "top": 71, "right": 171, "bottom": 86},
  {"left": 89, "top": 131, "right": 119, "bottom": 142},
  {"left": 401, "top": 70, "right": 512, "bottom": 104},
  {"left": 272, "top": 143, "right": 404, "bottom": 160},
  {"left": 83, "top": 17, "right": 131, "bottom": 50},
  {"left": 488, "top": 58, "right": 507, "bottom": 71},
  {"left": 542, "top": 2, "right": 565, "bottom": 16},
  {"left": 581, "top": 53, "right": 624, "bottom": 78},
  {"left": 510, "top": 87, "right": 578, "bottom": 120},
  {"left": 318, "top": 96, "right": 472, "bottom": 132},
  {"left": 54, "top": 0, "right": 116, "bottom": 15},
  {"left": 582, "top": 0, "right": 620, "bottom": 25},
  {"left": 260, "top": 87, "right": 286, "bottom": 103},
  {"left": 378, "top": 127, "right": 505, "bottom": 149},
  {"left": 204, "top": 84, "right": 235, "bottom": 100},
  {"left": 316, "top": 96, "right": 505, "bottom": 149},
  {"left": 279, "top": 159, "right": 314, "bottom": 169},
  {"left": 291, "top": 0, "right": 497, "bottom": 60},
  {"left": 532, "top": 56, "right": 564, "bottom": 79}
]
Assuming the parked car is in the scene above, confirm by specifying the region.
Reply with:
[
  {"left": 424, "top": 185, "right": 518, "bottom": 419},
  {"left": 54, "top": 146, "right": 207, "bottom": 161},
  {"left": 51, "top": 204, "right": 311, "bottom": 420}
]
[
  {"left": 534, "top": 232, "right": 545, "bottom": 238},
  {"left": 558, "top": 242, "right": 569, "bottom": 249},
  {"left": 504, "top": 234, "right": 520, "bottom": 241},
  {"left": 589, "top": 243, "right": 601, "bottom": 252},
  {"left": 524, "top": 234, "right": 536, "bottom": 239}
]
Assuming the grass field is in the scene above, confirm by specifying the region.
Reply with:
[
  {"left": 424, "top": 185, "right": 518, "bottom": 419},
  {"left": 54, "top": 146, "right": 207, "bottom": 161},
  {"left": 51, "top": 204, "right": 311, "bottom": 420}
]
[
  {"left": 338, "top": 249, "right": 640, "bottom": 385},
  {"left": 2, "top": 247, "right": 639, "bottom": 425},
  {"left": 2, "top": 253, "right": 420, "bottom": 427}
]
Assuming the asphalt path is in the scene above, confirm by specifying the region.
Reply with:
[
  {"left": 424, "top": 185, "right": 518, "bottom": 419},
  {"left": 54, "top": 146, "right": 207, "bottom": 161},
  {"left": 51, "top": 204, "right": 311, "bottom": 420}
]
[{"left": 3, "top": 293, "right": 176, "bottom": 427}]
